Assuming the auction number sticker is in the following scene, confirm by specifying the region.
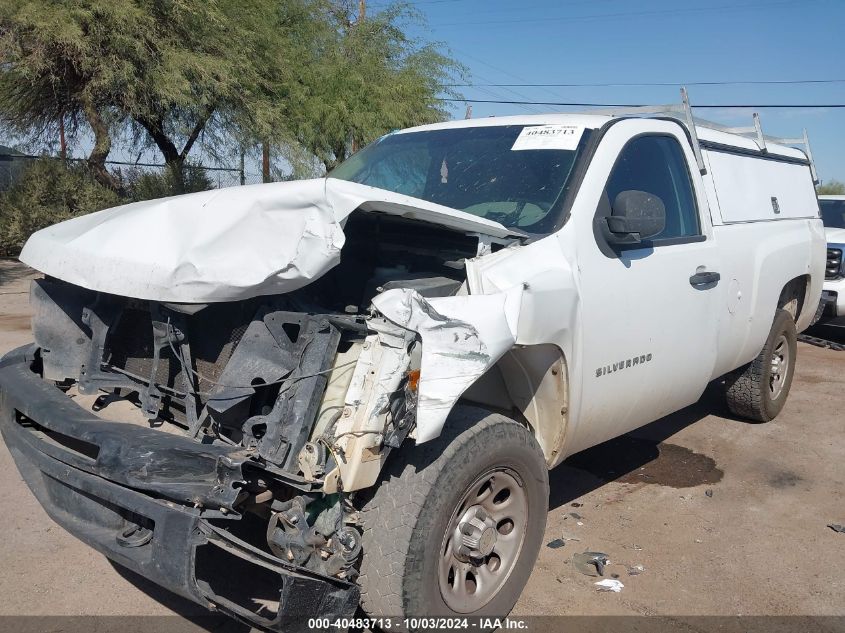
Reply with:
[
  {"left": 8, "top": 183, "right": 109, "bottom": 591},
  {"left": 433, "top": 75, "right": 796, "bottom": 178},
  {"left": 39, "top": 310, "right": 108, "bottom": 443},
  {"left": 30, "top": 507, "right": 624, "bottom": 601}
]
[{"left": 511, "top": 124, "right": 583, "bottom": 151}]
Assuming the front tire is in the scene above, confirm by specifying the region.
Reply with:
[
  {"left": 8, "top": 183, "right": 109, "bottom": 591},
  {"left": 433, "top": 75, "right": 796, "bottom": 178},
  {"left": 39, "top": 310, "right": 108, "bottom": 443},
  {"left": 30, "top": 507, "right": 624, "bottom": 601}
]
[
  {"left": 724, "top": 308, "right": 797, "bottom": 422},
  {"left": 358, "top": 406, "right": 548, "bottom": 622}
]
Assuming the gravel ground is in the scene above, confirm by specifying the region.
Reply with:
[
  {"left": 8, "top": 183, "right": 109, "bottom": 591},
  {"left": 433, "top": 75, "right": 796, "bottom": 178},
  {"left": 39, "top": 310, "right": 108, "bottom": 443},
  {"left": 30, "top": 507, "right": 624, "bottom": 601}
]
[{"left": 0, "top": 258, "right": 843, "bottom": 627}]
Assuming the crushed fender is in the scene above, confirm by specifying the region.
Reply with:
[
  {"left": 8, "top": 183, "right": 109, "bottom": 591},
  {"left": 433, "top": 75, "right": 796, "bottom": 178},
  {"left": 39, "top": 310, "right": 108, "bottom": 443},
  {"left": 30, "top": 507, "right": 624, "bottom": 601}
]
[{"left": 371, "top": 286, "right": 523, "bottom": 443}]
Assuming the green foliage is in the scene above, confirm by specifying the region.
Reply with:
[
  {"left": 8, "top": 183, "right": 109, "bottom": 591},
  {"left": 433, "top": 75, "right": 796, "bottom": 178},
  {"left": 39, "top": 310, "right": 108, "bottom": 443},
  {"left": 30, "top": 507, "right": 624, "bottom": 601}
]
[
  {"left": 0, "top": 159, "right": 119, "bottom": 255},
  {"left": 0, "top": 0, "right": 292, "bottom": 165},
  {"left": 0, "top": 0, "right": 461, "bottom": 175},
  {"left": 817, "top": 180, "right": 845, "bottom": 195},
  {"left": 124, "top": 164, "right": 213, "bottom": 201},
  {"left": 283, "top": 1, "right": 464, "bottom": 171},
  {"left": 0, "top": 159, "right": 221, "bottom": 255}
]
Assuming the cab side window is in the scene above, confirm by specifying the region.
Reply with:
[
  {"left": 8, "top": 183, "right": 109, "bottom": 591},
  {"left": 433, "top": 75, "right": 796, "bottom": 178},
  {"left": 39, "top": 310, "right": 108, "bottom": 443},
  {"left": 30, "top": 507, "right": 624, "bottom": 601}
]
[{"left": 606, "top": 135, "right": 700, "bottom": 240}]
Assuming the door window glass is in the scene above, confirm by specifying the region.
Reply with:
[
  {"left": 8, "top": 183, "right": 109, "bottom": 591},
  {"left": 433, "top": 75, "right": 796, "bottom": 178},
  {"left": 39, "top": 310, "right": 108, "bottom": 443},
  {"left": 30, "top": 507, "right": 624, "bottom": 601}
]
[{"left": 605, "top": 135, "right": 700, "bottom": 240}]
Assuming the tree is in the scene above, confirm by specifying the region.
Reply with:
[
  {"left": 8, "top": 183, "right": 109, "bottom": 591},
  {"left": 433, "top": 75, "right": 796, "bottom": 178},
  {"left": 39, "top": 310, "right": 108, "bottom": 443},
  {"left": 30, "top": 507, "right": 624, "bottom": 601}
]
[
  {"left": 283, "top": 1, "right": 463, "bottom": 171},
  {"left": 817, "top": 180, "right": 845, "bottom": 195},
  {"left": 0, "top": 0, "right": 460, "bottom": 183},
  {"left": 0, "top": 1, "right": 127, "bottom": 187},
  {"left": 0, "top": 1, "right": 301, "bottom": 185}
]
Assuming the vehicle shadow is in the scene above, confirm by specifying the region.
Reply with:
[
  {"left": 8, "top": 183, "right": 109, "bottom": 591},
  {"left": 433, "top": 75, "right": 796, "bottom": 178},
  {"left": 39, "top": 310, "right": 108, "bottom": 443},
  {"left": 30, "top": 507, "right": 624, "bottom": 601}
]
[
  {"left": 805, "top": 321, "right": 845, "bottom": 344},
  {"left": 0, "top": 258, "right": 38, "bottom": 286},
  {"left": 108, "top": 561, "right": 250, "bottom": 632},
  {"left": 548, "top": 382, "right": 729, "bottom": 511}
]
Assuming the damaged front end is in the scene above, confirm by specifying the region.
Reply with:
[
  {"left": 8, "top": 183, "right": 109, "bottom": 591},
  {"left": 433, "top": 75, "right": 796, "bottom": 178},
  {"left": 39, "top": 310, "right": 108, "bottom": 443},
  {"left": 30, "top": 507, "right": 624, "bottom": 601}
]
[{"left": 1, "top": 207, "right": 520, "bottom": 628}]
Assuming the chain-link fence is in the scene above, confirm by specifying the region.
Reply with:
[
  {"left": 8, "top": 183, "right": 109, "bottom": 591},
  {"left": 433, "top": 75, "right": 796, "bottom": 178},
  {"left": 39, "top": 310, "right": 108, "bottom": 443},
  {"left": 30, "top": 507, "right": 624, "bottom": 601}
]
[
  {"left": 0, "top": 151, "right": 264, "bottom": 193},
  {"left": 0, "top": 148, "right": 27, "bottom": 192},
  {"left": 0, "top": 151, "right": 266, "bottom": 256}
]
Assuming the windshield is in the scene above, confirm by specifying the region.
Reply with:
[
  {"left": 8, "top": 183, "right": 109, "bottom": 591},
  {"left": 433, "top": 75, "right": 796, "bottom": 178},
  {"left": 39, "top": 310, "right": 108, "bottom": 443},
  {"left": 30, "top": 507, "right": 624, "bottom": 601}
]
[
  {"left": 820, "top": 199, "right": 845, "bottom": 229},
  {"left": 330, "top": 124, "right": 589, "bottom": 232}
]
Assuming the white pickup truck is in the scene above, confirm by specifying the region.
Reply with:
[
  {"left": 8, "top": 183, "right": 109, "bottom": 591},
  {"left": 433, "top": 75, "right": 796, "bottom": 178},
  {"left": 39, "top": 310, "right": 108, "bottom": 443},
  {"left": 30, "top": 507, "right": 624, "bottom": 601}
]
[
  {"left": 0, "top": 104, "right": 824, "bottom": 628},
  {"left": 819, "top": 195, "right": 845, "bottom": 321}
]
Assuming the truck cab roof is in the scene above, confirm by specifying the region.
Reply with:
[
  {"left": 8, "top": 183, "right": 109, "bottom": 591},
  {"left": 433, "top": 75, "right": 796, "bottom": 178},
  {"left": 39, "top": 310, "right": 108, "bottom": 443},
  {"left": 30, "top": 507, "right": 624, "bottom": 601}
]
[{"left": 400, "top": 112, "right": 809, "bottom": 162}]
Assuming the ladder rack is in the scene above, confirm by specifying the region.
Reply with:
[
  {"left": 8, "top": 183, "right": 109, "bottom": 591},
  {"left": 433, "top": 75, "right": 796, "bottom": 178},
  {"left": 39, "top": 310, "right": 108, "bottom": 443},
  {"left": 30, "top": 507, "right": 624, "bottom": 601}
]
[{"left": 589, "top": 87, "right": 819, "bottom": 183}]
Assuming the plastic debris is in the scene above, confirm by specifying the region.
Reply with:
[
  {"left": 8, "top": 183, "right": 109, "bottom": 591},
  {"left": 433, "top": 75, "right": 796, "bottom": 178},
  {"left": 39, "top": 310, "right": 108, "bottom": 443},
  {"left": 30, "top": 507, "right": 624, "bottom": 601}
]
[
  {"left": 595, "top": 579, "right": 624, "bottom": 592},
  {"left": 705, "top": 489, "right": 714, "bottom": 498},
  {"left": 547, "top": 538, "right": 566, "bottom": 549},
  {"left": 571, "top": 502, "right": 583, "bottom": 508},
  {"left": 627, "top": 564, "right": 645, "bottom": 576},
  {"left": 569, "top": 512, "right": 583, "bottom": 520},
  {"left": 573, "top": 552, "right": 609, "bottom": 577},
  {"left": 828, "top": 524, "right": 845, "bottom": 533}
]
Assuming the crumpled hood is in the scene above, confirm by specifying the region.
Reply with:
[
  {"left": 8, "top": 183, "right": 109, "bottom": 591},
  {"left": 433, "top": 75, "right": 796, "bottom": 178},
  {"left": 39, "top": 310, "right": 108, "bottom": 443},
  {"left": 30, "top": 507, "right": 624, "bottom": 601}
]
[{"left": 19, "top": 177, "right": 515, "bottom": 303}]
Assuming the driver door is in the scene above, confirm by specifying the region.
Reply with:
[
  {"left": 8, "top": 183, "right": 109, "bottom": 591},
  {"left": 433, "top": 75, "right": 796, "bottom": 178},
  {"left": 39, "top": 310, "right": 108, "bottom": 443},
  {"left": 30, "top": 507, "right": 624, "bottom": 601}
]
[{"left": 572, "top": 119, "right": 722, "bottom": 450}]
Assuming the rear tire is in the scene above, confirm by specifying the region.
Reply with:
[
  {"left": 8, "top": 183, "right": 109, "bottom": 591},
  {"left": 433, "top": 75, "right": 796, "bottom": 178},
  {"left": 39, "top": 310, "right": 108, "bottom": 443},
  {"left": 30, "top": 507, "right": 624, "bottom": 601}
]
[
  {"left": 724, "top": 308, "right": 797, "bottom": 422},
  {"left": 357, "top": 406, "right": 548, "bottom": 623}
]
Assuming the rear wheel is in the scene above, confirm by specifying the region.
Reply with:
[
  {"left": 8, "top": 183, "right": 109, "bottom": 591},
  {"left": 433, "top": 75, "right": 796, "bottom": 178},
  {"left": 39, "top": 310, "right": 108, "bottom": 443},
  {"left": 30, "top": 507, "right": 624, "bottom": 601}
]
[
  {"left": 357, "top": 406, "right": 548, "bottom": 622},
  {"left": 724, "top": 308, "right": 797, "bottom": 422}
]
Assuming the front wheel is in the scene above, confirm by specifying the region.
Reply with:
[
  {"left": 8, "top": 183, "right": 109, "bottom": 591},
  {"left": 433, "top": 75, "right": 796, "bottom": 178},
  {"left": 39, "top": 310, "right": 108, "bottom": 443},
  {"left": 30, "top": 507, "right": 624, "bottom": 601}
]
[
  {"left": 357, "top": 406, "right": 549, "bottom": 622},
  {"left": 724, "top": 308, "right": 797, "bottom": 422}
]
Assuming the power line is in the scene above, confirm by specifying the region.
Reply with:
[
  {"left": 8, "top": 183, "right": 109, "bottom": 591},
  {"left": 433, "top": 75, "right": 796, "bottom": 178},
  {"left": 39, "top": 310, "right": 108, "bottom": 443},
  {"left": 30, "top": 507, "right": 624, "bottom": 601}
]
[
  {"left": 451, "top": 47, "right": 576, "bottom": 106},
  {"left": 430, "top": 0, "right": 814, "bottom": 28},
  {"left": 439, "top": 98, "right": 845, "bottom": 108},
  {"left": 447, "top": 79, "right": 845, "bottom": 88}
]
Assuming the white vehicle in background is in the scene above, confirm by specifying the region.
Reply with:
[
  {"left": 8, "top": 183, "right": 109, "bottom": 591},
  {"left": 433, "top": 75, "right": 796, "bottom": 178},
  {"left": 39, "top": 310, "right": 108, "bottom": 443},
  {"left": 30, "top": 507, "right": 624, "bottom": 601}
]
[
  {"left": 819, "top": 195, "right": 845, "bottom": 322},
  {"left": 0, "top": 91, "right": 824, "bottom": 628}
]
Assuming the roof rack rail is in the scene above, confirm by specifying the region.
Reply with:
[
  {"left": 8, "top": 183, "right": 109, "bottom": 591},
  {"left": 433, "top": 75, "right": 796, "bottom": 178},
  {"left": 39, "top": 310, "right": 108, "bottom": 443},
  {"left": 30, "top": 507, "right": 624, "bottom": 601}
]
[{"left": 588, "top": 87, "right": 819, "bottom": 183}]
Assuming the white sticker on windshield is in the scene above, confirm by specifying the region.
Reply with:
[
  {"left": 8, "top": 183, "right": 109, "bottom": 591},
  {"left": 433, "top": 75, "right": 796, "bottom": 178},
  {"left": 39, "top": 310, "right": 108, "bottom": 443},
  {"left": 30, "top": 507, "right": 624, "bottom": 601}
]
[{"left": 511, "top": 124, "right": 583, "bottom": 151}]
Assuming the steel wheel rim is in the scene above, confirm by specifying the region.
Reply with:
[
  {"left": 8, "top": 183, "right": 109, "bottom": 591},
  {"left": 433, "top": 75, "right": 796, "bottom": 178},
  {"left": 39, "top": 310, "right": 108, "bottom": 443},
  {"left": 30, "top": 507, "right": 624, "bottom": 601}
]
[
  {"left": 438, "top": 468, "right": 528, "bottom": 613},
  {"left": 769, "top": 333, "right": 790, "bottom": 399}
]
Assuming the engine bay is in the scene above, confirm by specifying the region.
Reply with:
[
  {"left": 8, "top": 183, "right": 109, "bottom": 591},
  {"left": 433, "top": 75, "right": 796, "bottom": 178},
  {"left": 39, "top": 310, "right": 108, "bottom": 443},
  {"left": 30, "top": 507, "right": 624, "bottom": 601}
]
[{"left": 25, "top": 210, "right": 491, "bottom": 587}]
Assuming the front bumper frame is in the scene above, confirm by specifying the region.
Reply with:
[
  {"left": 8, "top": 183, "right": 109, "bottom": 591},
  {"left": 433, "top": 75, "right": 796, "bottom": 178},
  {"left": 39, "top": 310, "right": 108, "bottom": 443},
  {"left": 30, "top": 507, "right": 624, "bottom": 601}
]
[{"left": 0, "top": 345, "right": 359, "bottom": 631}]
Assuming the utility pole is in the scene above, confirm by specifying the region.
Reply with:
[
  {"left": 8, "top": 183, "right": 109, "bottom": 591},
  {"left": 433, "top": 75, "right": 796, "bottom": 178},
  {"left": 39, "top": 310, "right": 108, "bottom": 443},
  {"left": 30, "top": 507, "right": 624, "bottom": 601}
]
[{"left": 262, "top": 141, "right": 270, "bottom": 183}]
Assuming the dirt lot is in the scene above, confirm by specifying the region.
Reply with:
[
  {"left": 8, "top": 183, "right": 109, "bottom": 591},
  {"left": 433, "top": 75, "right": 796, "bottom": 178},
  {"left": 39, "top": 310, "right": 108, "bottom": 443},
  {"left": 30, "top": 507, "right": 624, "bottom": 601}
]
[{"left": 0, "top": 258, "right": 843, "bottom": 626}]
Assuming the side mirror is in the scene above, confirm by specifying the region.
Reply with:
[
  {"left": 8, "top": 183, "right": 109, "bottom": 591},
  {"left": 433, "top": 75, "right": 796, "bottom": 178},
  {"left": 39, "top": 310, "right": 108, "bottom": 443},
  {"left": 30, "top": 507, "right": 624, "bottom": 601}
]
[{"left": 604, "top": 190, "right": 666, "bottom": 245}]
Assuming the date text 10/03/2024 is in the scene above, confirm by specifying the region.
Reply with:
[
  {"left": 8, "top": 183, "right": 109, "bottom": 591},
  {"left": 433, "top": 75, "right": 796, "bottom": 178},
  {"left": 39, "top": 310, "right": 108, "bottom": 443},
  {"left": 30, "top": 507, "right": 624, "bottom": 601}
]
[{"left": 307, "top": 618, "right": 530, "bottom": 630}]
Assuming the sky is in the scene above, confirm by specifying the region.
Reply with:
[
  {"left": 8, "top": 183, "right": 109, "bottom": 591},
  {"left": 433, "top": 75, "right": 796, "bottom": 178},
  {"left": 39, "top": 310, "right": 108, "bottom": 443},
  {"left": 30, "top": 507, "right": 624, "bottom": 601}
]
[
  {"left": 391, "top": 0, "right": 845, "bottom": 184},
  {"left": 7, "top": 0, "right": 843, "bottom": 184}
]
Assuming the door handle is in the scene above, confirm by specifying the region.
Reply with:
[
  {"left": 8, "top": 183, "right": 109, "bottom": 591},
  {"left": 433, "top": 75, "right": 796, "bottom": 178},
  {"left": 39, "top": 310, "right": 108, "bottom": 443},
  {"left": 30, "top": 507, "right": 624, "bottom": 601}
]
[{"left": 689, "top": 271, "right": 720, "bottom": 287}]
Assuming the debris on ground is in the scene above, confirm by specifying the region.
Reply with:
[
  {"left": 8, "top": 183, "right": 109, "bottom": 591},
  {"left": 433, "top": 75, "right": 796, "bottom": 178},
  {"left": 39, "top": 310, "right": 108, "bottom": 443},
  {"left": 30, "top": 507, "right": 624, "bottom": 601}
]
[
  {"left": 568, "top": 512, "right": 583, "bottom": 520},
  {"left": 627, "top": 564, "right": 646, "bottom": 576},
  {"left": 705, "top": 489, "right": 714, "bottom": 498},
  {"left": 594, "top": 579, "right": 624, "bottom": 593},
  {"left": 573, "top": 551, "right": 609, "bottom": 576},
  {"left": 828, "top": 524, "right": 845, "bottom": 533},
  {"left": 571, "top": 502, "right": 583, "bottom": 508},
  {"left": 695, "top": 538, "right": 703, "bottom": 543},
  {"left": 624, "top": 544, "right": 643, "bottom": 551},
  {"left": 547, "top": 538, "right": 566, "bottom": 549}
]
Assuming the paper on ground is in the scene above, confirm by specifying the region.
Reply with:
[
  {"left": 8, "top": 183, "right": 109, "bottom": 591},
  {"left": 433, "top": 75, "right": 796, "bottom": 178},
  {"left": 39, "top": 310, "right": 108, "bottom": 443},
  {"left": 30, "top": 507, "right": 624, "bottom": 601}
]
[{"left": 594, "top": 579, "right": 624, "bottom": 592}]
